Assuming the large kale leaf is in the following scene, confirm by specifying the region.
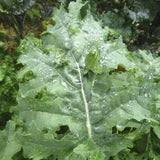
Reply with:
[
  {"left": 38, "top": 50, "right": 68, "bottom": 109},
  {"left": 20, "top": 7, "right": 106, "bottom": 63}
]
[{"left": 10, "top": 0, "right": 160, "bottom": 159}]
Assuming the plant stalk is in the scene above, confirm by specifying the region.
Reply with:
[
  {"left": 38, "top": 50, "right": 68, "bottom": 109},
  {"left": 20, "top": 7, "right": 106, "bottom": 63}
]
[{"left": 72, "top": 53, "right": 92, "bottom": 139}]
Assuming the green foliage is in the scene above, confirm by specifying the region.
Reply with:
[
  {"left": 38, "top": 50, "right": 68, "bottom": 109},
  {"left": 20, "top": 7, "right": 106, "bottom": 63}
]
[
  {"left": 0, "top": 26, "right": 7, "bottom": 47},
  {"left": 0, "top": 1, "right": 159, "bottom": 159},
  {"left": 101, "top": 11, "right": 136, "bottom": 41},
  {"left": 0, "top": 53, "right": 18, "bottom": 129},
  {"left": 94, "top": 0, "right": 160, "bottom": 50},
  {"left": 0, "top": 0, "right": 36, "bottom": 39},
  {"left": 0, "top": 0, "right": 35, "bottom": 15},
  {"left": 0, "top": 0, "right": 75, "bottom": 41}
]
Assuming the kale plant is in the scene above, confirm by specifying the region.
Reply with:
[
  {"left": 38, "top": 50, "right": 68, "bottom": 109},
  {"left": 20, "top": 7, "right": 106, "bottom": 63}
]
[{"left": 1, "top": 0, "right": 160, "bottom": 159}]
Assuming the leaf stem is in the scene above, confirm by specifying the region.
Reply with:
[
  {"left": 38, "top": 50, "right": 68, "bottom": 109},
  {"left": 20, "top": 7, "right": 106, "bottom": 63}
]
[{"left": 72, "top": 53, "right": 92, "bottom": 139}]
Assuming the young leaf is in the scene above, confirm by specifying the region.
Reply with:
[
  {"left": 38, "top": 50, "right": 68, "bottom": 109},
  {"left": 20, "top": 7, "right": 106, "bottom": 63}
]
[{"left": 85, "top": 48, "right": 104, "bottom": 74}]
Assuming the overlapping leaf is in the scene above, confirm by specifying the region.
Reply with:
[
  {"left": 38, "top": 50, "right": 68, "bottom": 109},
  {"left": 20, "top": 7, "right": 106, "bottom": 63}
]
[{"left": 0, "top": 121, "right": 21, "bottom": 160}]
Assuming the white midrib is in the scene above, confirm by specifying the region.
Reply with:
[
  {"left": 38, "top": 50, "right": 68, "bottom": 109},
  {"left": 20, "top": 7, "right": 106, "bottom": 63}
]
[{"left": 72, "top": 54, "right": 92, "bottom": 139}]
